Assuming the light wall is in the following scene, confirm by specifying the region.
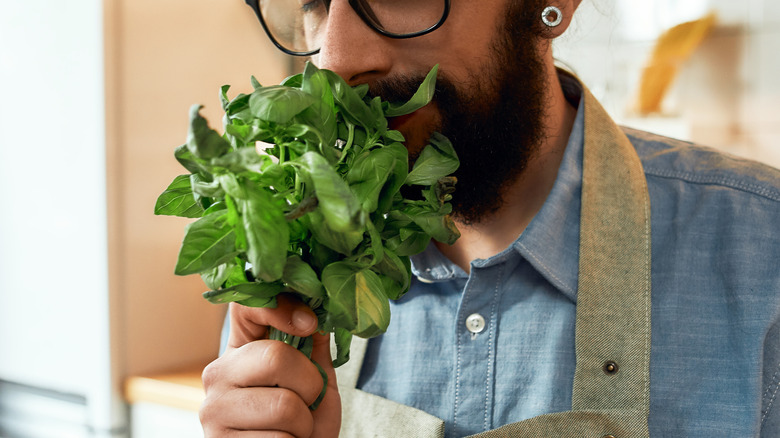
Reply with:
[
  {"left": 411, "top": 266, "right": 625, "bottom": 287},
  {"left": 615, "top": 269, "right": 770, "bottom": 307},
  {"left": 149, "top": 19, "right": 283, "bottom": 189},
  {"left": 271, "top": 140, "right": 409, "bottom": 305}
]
[
  {"left": 0, "top": 0, "right": 107, "bottom": 395},
  {"left": 1, "top": 1, "right": 289, "bottom": 435},
  {"left": 555, "top": 0, "right": 780, "bottom": 168},
  {"left": 0, "top": 1, "right": 121, "bottom": 435},
  {"left": 105, "top": 0, "right": 289, "bottom": 379}
]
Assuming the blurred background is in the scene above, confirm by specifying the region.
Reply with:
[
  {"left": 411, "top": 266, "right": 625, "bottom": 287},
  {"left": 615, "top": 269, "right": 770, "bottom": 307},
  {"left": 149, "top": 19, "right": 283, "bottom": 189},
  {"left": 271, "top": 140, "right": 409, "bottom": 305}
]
[{"left": 0, "top": 0, "right": 777, "bottom": 437}]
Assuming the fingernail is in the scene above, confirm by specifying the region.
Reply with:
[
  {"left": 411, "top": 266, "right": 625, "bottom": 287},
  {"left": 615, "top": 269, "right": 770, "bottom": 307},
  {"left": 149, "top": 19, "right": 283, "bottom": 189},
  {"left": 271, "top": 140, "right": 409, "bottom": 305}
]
[{"left": 292, "top": 308, "right": 316, "bottom": 332}]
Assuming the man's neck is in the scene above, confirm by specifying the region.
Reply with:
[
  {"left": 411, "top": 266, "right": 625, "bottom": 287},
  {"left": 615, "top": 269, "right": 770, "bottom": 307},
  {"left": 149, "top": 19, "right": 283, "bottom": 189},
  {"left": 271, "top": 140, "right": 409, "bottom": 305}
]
[{"left": 435, "top": 68, "right": 578, "bottom": 274}]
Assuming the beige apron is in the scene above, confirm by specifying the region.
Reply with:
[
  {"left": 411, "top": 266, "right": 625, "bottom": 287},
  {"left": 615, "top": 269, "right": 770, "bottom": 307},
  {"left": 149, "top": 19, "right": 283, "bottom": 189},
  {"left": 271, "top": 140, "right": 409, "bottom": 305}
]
[{"left": 336, "top": 85, "right": 653, "bottom": 438}]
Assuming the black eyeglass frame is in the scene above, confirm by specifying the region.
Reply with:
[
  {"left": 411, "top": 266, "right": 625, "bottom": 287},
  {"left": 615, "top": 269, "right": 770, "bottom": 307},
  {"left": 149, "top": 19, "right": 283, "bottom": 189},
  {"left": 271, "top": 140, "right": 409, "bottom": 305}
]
[{"left": 244, "top": 0, "right": 451, "bottom": 56}]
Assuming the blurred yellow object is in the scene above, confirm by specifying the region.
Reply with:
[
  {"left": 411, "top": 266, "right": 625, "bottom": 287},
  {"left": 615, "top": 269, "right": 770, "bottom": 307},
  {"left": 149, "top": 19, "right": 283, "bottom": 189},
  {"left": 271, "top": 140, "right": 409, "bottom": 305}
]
[{"left": 634, "top": 12, "right": 717, "bottom": 115}]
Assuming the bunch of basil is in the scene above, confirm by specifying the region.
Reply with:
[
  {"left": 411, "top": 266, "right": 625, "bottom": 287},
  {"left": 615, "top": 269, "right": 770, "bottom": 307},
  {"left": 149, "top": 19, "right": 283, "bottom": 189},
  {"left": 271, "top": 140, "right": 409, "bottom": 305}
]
[{"left": 155, "top": 63, "right": 459, "bottom": 369}]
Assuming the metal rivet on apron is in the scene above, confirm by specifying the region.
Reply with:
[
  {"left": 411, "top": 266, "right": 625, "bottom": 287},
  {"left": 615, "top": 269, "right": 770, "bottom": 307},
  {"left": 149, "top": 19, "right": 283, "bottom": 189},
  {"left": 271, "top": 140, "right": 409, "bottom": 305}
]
[
  {"left": 603, "top": 435, "right": 617, "bottom": 438},
  {"left": 603, "top": 361, "right": 619, "bottom": 375}
]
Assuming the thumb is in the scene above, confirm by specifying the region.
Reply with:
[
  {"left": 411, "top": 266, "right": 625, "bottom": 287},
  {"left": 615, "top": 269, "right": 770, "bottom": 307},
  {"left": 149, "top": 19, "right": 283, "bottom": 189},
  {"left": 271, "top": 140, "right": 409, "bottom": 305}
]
[{"left": 228, "top": 295, "right": 319, "bottom": 349}]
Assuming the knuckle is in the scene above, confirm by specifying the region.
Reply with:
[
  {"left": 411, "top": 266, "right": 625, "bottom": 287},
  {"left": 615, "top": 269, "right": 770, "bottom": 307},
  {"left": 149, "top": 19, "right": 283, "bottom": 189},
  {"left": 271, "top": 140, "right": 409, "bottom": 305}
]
[
  {"left": 200, "top": 359, "right": 222, "bottom": 390},
  {"left": 260, "top": 339, "right": 293, "bottom": 370},
  {"left": 198, "top": 397, "right": 220, "bottom": 432},
  {"left": 198, "top": 404, "right": 211, "bottom": 428},
  {"left": 271, "top": 389, "right": 313, "bottom": 434}
]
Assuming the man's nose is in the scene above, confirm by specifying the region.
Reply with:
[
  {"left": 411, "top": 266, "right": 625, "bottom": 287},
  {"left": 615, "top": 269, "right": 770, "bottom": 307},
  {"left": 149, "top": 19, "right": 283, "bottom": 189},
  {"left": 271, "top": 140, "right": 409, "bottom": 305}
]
[{"left": 314, "top": 0, "right": 393, "bottom": 85}]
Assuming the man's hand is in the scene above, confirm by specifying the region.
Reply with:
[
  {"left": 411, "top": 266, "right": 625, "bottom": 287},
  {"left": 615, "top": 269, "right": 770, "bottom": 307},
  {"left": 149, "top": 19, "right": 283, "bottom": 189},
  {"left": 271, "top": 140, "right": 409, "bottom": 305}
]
[{"left": 200, "top": 295, "right": 341, "bottom": 437}]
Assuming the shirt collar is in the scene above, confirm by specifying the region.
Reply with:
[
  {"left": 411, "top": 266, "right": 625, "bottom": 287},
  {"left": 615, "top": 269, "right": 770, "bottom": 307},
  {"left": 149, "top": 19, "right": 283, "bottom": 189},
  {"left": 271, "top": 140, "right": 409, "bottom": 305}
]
[
  {"left": 512, "top": 74, "right": 583, "bottom": 302},
  {"left": 412, "top": 73, "right": 585, "bottom": 302}
]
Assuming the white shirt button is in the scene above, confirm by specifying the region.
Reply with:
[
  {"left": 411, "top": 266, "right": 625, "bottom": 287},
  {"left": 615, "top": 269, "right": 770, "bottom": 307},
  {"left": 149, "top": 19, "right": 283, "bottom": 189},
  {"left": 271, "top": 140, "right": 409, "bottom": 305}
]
[
  {"left": 466, "top": 313, "right": 486, "bottom": 334},
  {"left": 416, "top": 276, "right": 435, "bottom": 284}
]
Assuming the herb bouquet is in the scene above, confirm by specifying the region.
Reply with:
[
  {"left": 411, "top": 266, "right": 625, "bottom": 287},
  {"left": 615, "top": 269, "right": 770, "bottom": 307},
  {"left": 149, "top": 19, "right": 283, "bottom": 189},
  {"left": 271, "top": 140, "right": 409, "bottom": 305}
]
[{"left": 154, "top": 63, "right": 459, "bottom": 377}]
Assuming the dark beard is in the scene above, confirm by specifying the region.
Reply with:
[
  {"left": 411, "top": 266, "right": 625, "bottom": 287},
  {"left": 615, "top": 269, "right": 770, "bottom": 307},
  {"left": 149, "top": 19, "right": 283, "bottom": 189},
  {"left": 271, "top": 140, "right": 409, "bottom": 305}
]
[{"left": 369, "top": 1, "right": 549, "bottom": 225}]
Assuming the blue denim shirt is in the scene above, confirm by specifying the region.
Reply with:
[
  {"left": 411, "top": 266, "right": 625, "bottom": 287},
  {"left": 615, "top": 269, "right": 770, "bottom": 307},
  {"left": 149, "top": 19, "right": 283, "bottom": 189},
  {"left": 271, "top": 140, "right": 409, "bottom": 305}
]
[{"left": 355, "top": 82, "right": 780, "bottom": 437}]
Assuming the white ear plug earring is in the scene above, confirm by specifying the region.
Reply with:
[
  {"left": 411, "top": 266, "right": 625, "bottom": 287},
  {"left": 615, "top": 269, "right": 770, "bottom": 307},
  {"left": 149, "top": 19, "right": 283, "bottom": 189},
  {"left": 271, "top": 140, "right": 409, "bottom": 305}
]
[{"left": 542, "top": 6, "right": 563, "bottom": 27}]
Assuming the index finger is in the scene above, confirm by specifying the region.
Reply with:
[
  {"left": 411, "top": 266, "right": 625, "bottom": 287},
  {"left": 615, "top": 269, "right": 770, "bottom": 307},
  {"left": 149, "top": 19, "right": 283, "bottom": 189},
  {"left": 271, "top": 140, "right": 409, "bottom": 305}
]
[{"left": 227, "top": 294, "right": 319, "bottom": 349}]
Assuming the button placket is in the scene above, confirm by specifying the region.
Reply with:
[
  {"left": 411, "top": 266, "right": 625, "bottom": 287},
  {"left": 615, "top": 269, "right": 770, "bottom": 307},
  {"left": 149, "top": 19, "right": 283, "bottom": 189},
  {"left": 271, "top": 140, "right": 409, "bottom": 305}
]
[{"left": 453, "top": 262, "right": 504, "bottom": 437}]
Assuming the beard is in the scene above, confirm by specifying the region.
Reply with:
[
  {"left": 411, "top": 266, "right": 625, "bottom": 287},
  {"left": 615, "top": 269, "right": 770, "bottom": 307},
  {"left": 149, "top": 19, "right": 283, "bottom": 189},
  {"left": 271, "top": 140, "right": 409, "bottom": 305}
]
[{"left": 369, "top": 0, "right": 549, "bottom": 225}]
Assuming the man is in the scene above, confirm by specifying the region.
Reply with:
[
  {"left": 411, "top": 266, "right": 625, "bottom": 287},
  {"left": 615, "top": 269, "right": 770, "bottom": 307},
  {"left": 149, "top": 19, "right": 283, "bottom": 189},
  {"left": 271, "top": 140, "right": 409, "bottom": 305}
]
[{"left": 199, "top": 0, "right": 780, "bottom": 436}]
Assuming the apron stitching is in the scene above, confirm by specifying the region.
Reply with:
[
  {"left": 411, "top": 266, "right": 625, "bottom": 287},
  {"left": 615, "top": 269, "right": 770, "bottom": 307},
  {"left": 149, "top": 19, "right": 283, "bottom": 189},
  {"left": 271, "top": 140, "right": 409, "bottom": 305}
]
[{"left": 643, "top": 169, "right": 652, "bottom": 410}]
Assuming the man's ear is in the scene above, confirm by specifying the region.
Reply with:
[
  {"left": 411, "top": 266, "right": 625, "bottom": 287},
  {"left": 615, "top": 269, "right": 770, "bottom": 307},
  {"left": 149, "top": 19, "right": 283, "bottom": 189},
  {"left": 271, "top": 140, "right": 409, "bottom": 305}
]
[{"left": 540, "top": 0, "right": 582, "bottom": 39}]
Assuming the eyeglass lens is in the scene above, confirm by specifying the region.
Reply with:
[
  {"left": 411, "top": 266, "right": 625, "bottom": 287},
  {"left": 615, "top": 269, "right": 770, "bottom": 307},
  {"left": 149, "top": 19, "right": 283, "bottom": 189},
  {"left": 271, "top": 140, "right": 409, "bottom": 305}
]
[{"left": 259, "top": 0, "right": 447, "bottom": 54}]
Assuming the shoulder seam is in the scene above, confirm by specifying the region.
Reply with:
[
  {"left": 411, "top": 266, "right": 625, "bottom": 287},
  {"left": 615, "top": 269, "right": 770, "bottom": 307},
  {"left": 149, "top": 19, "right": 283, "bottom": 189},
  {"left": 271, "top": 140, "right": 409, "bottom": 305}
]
[{"left": 642, "top": 166, "right": 780, "bottom": 202}]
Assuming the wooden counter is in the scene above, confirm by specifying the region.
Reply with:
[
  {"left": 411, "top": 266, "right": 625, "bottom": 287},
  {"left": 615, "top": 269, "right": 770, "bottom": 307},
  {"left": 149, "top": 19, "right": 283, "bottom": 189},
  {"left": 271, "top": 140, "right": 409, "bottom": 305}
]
[{"left": 124, "top": 364, "right": 207, "bottom": 412}]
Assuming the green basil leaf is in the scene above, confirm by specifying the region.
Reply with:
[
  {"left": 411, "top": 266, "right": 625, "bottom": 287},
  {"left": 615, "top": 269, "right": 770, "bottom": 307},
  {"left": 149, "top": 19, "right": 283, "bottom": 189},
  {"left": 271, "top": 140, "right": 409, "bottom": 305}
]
[
  {"left": 248, "top": 85, "right": 317, "bottom": 124},
  {"left": 322, "top": 261, "right": 390, "bottom": 338},
  {"left": 365, "top": 218, "right": 384, "bottom": 267},
  {"left": 283, "top": 255, "right": 325, "bottom": 299},
  {"left": 308, "top": 238, "right": 341, "bottom": 272},
  {"left": 240, "top": 187, "right": 289, "bottom": 282},
  {"left": 352, "top": 83, "right": 369, "bottom": 99},
  {"left": 305, "top": 210, "right": 364, "bottom": 255},
  {"left": 383, "top": 129, "right": 405, "bottom": 143},
  {"left": 187, "top": 105, "right": 231, "bottom": 159},
  {"left": 225, "top": 195, "right": 246, "bottom": 252},
  {"left": 202, "top": 259, "right": 249, "bottom": 291},
  {"left": 369, "top": 96, "right": 388, "bottom": 132},
  {"left": 175, "top": 211, "right": 239, "bottom": 276},
  {"left": 203, "top": 282, "right": 283, "bottom": 305},
  {"left": 190, "top": 173, "right": 224, "bottom": 198},
  {"left": 201, "top": 260, "right": 241, "bottom": 290},
  {"left": 384, "top": 64, "right": 438, "bottom": 117},
  {"left": 405, "top": 132, "right": 459, "bottom": 185},
  {"left": 203, "top": 200, "right": 227, "bottom": 216},
  {"left": 300, "top": 63, "right": 338, "bottom": 149},
  {"left": 238, "top": 296, "right": 278, "bottom": 307},
  {"left": 220, "top": 85, "right": 231, "bottom": 110},
  {"left": 217, "top": 174, "right": 243, "bottom": 199},
  {"left": 226, "top": 93, "right": 251, "bottom": 117},
  {"left": 404, "top": 204, "right": 460, "bottom": 244},
  {"left": 235, "top": 281, "right": 285, "bottom": 297},
  {"left": 250, "top": 75, "right": 262, "bottom": 90},
  {"left": 225, "top": 122, "right": 250, "bottom": 141},
  {"left": 174, "top": 143, "right": 202, "bottom": 172},
  {"left": 346, "top": 147, "right": 397, "bottom": 213},
  {"left": 332, "top": 327, "right": 353, "bottom": 368},
  {"left": 283, "top": 122, "right": 325, "bottom": 151},
  {"left": 388, "top": 230, "right": 431, "bottom": 257},
  {"left": 375, "top": 142, "right": 409, "bottom": 213},
  {"left": 321, "top": 69, "right": 377, "bottom": 129},
  {"left": 155, "top": 175, "right": 205, "bottom": 218},
  {"left": 255, "top": 162, "right": 288, "bottom": 190},
  {"left": 281, "top": 73, "right": 303, "bottom": 88},
  {"left": 299, "top": 152, "right": 363, "bottom": 232},
  {"left": 225, "top": 260, "right": 250, "bottom": 288},
  {"left": 211, "top": 147, "right": 268, "bottom": 175},
  {"left": 202, "top": 287, "right": 251, "bottom": 304},
  {"left": 371, "top": 250, "right": 411, "bottom": 300},
  {"left": 174, "top": 144, "right": 208, "bottom": 174}
]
